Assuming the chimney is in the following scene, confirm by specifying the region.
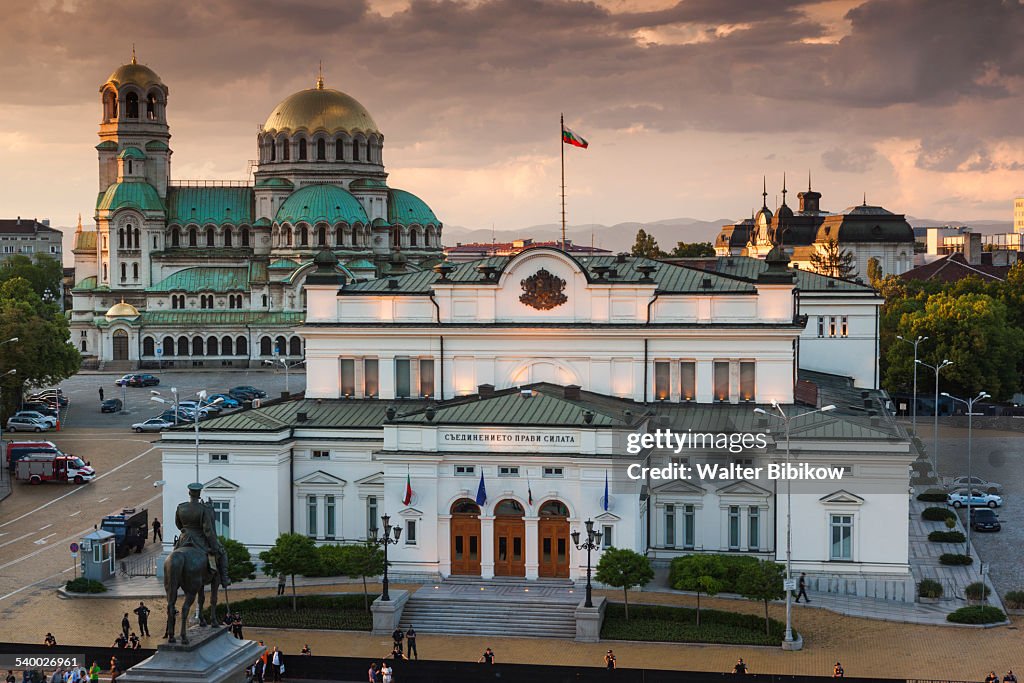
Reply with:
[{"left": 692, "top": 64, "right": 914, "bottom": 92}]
[
  {"left": 964, "top": 232, "right": 982, "bottom": 266},
  {"left": 296, "top": 411, "right": 308, "bottom": 423},
  {"left": 477, "top": 383, "right": 495, "bottom": 398},
  {"left": 564, "top": 385, "right": 581, "bottom": 400}
]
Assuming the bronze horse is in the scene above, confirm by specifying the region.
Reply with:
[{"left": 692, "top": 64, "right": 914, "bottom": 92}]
[{"left": 163, "top": 544, "right": 219, "bottom": 644}]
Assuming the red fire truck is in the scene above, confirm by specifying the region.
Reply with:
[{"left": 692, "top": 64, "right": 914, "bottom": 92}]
[{"left": 15, "top": 453, "right": 95, "bottom": 484}]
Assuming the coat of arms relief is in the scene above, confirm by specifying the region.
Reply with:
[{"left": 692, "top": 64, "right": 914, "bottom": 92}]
[{"left": 519, "top": 268, "right": 568, "bottom": 310}]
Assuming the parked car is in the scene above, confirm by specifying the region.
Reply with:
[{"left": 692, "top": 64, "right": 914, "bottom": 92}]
[
  {"left": 946, "top": 476, "right": 1003, "bottom": 495},
  {"left": 177, "top": 401, "right": 217, "bottom": 417},
  {"left": 127, "top": 374, "right": 160, "bottom": 387},
  {"left": 13, "top": 410, "right": 58, "bottom": 428},
  {"left": 229, "top": 385, "right": 266, "bottom": 399},
  {"left": 131, "top": 417, "right": 174, "bottom": 433},
  {"left": 101, "top": 398, "right": 123, "bottom": 413},
  {"left": 947, "top": 489, "right": 1002, "bottom": 508},
  {"left": 6, "top": 416, "right": 51, "bottom": 432},
  {"left": 970, "top": 508, "right": 1002, "bottom": 532},
  {"left": 157, "top": 409, "right": 192, "bottom": 424},
  {"left": 114, "top": 374, "right": 137, "bottom": 387},
  {"left": 27, "top": 390, "right": 68, "bottom": 407},
  {"left": 21, "top": 402, "right": 58, "bottom": 417},
  {"left": 207, "top": 394, "right": 241, "bottom": 409}
]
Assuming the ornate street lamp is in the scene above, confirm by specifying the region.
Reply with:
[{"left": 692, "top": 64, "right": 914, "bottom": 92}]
[
  {"left": 571, "top": 519, "right": 602, "bottom": 608},
  {"left": 371, "top": 513, "right": 402, "bottom": 601}
]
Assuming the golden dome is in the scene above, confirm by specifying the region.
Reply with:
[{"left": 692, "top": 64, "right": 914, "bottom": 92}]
[
  {"left": 105, "top": 300, "right": 140, "bottom": 319},
  {"left": 104, "top": 58, "right": 164, "bottom": 91},
  {"left": 263, "top": 82, "right": 379, "bottom": 136}
]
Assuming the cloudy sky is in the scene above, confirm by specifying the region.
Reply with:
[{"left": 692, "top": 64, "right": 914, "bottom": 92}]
[{"left": 2, "top": 0, "right": 1024, "bottom": 239}]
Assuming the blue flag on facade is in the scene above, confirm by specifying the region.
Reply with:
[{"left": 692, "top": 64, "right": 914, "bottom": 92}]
[
  {"left": 475, "top": 470, "right": 487, "bottom": 506},
  {"left": 603, "top": 470, "right": 610, "bottom": 511}
]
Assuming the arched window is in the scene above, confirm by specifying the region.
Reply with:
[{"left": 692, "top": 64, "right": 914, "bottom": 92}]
[
  {"left": 261, "top": 294, "right": 268, "bottom": 307},
  {"left": 81, "top": 340, "right": 87, "bottom": 352},
  {"left": 284, "top": 227, "right": 293, "bottom": 246},
  {"left": 300, "top": 226, "right": 308, "bottom": 246},
  {"left": 391, "top": 227, "right": 401, "bottom": 248},
  {"left": 352, "top": 139, "right": 360, "bottom": 161},
  {"left": 163, "top": 336, "right": 175, "bottom": 356},
  {"left": 298, "top": 138, "right": 307, "bottom": 160},
  {"left": 120, "top": 263, "right": 127, "bottom": 281},
  {"left": 275, "top": 335, "right": 287, "bottom": 356},
  {"left": 171, "top": 228, "right": 180, "bottom": 247},
  {"left": 224, "top": 227, "right": 233, "bottom": 247},
  {"left": 118, "top": 229, "right": 125, "bottom": 249},
  {"left": 188, "top": 228, "right": 197, "bottom": 247},
  {"left": 192, "top": 337, "right": 204, "bottom": 356},
  {"left": 409, "top": 229, "right": 418, "bottom": 248},
  {"left": 127, "top": 159, "right": 133, "bottom": 175},
  {"left": 206, "top": 228, "right": 215, "bottom": 247},
  {"left": 241, "top": 227, "right": 250, "bottom": 247},
  {"left": 317, "top": 226, "right": 326, "bottom": 246},
  {"left": 103, "top": 89, "right": 118, "bottom": 121},
  {"left": 451, "top": 499, "right": 481, "bottom": 515},
  {"left": 126, "top": 92, "right": 139, "bottom": 119},
  {"left": 283, "top": 139, "right": 290, "bottom": 161},
  {"left": 289, "top": 337, "right": 302, "bottom": 357},
  {"left": 335, "top": 137, "right": 344, "bottom": 160},
  {"left": 146, "top": 93, "right": 158, "bottom": 121},
  {"left": 270, "top": 138, "right": 277, "bottom": 161},
  {"left": 316, "top": 138, "right": 326, "bottom": 161},
  {"left": 133, "top": 228, "right": 140, "bottom": 248},
  {"left": 207, "top": 337, "right": 218, "bottom": 356},
  {"left": 103, "top": 264, "right": 108, "bottom": 280},
  {"left": 177, "top": 336, "right": 189, "bottom": 356},
  {"left": 495, "top": 499, "right": 525, "bottom": 516},
  {"left": 143, "top": 337, "right": 155, "bottom": 356},
  {"left": 336, "top": 226, "right": 346, "bottom": 246},
  {"left": 132, "top": 263, "right": 139, "bottom": 280},
  {"left": 539, "top": 501, "right": 570, "bottom": 517},
  {"left": 260, "top": 336, "right": 272, "bottom": 356},
  {"left": 221, "top": 336, "right": 234, "bottom": 356},
  {"left": 237, "top": 336, "right": 248, "bottom": 355}
]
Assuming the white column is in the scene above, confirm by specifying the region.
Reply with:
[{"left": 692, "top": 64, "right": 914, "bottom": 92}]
[
  {"left": 479, "top": 515, "right": 495, "bottom": 579},
  {"left": 438, "top": 515, "right": 452, "bottom": 578},
  {"left": 524, "top": 516, "right": 539, "bottom": 580}
]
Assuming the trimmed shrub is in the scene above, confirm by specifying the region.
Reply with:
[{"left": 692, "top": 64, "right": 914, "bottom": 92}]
[
  {"left": 600, "top": 602, "right": 788, "bottom": 646},
  {"left": 65, "top": 578, "right": 107, "bottom": 594},
  {"left": 1004, "top": 591, "right": 1024, "bottom": 610},
  {"left": 947, "top": 606, "right": 1005, "bottom": 624},
  {"left": 928, "top": 530, "right": 966, "bottom": 543},
  {"left": 918, "top": 579, "right": 943, "bottom": 599},
  {"left": 922, "top": 507, "right": 956, "bottom": 521},
  {"left": 939, "top": 553, "right": 973, "bottom": 566},
  {"left": 917, "top": 491, "right": 949, "bottom": 502},
  {"left": 210, "top": 594, "right": 375, "bottom": 631},
  {"left": 668, "top": 554, "right": 760, "bottom": 594},
  {"left": 965, "top": 582, "right": 991, "bottom": 600}
]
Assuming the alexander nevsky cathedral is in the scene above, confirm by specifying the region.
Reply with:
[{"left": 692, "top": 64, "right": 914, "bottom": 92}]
[{"left": 70, "top": 55, "right": 443, "bottom": 368}]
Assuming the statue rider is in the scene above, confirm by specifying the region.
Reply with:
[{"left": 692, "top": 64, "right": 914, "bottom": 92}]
[{"left": 174, "top": 483, "right": 231, "bottom": 588}]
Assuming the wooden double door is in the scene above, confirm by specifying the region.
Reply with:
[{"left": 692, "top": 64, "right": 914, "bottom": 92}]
[
  {"left": 538, "top": 516, "right": 570, "bottom": 578},
  {"left": 493, "top": 516, "right": 526, "bottom": 577},
  {"left": 450, "top": 514, "right": 481, "bottom": 575}
]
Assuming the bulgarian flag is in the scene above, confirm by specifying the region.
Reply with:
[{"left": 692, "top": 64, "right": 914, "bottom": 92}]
[
  {"left": 562, "top": 124, "right": 589, "bottom": 149},
  {"left": 402, "top": 470, "right": 413, "bottom": 506}
]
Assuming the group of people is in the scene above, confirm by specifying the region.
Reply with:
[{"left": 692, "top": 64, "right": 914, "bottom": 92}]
[
  {"left": 17, "top": 657, "right": 122, "bottom": 683},
  {"left": 246, "top": 641, "right": 285, "bottom": 683},
  {"left": 223, "top": 611, "right": 245, "bottom": 639},
  {"left": 111, "top": 604, "right": 151, "bottom": 649},
  {"left": 388, "top": 626, "right": 418, "bottom": 660},
  {"left": 986, "top": 670, "right": 1018, "bottom": 683}
]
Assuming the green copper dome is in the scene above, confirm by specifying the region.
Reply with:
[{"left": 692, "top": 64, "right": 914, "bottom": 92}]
[
  {"left": 97, "top": 180, "right": 164, "bottom": 213},
  {"left": 388, "top": 188, "right": 439, "bottom": 226},
  {"left": 275, "top": 184, "right": 368, "bottom": 225}
]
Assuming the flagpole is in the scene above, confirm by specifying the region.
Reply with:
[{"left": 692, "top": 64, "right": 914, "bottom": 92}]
[{"left": 560, "top": 113, "right": 566, "bottom": 251}]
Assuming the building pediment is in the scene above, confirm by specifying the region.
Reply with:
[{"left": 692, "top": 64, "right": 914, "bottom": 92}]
[
  {"left": 203, "top": 476, "right": 239, "bottom": 491},
  {"left": 593, "top": 511, "right": 621, "bottom": 523},
  {"left": 355, "top": 471, "right": 385, "bottom": 487},
  {"left": 295, "top": 470, "right": 347, "bottom": 486},
  {"left": 819, "top": 489, "right": 865, "bottom": 505},
  {"left": 398, "top": 507, "right": 424, "bottom": 517},
  {"left": 717, "top": 480, "right": 772, "bottom": 497}
]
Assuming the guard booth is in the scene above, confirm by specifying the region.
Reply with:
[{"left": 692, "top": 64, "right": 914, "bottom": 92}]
[{"left": 81, "top": 529, "right": 116, "bottom": 581}]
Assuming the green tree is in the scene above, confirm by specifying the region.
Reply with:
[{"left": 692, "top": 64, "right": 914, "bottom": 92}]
[
  {"left": 0, "top": 254, "right": 63, "bottom": 303},
  {"left": 259, "top": 533, "right": 320, "bottom": 611},
  {"left": 220, "top": 537, "right": 256, "bottom": 583},
  {"left": 866, "top": 257, "right": 884, "bottom": 287},
  {"left": 669, "top": 241, "right": 715, "bottom": 258},
  {"left": 594, "top": 547, "right": 654, "bottom": 620},
  {"left": 340, "top": 543, "right": 386, "bottom": 612},
  {"left": 809, "top": 238, "right": 856, "bottom": 279},
  {"left": 671, "top": 554, "right": 724, "bottom": 626},
  {"left": 736, "top": 560, "right": 786, "bottom": 636},
  {"left": 630, "top": 229, "right": 664, "bottom": 258}
]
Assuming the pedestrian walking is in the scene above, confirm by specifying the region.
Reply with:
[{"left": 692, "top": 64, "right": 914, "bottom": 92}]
[
  {"left": 152, "top": 519, "right": 162, "bottom": 543},
  {"left": 277, "top": 573, "right": 285, "bottom": 596},
  {"left": 232, "top": 615, "right": 243, "bottom": 639},
  {"left": 109, "top": 657, "right": 122, "bottom": 683},
  {"left": 833, "top": 662, "right": 844, "bottom": 678},
  {"left": 253, "top": 658, "right": 265, "bottom": 683},
  {"left": 270, "top": 647, "right": 282, "bottom": 682},
  {"left": 604, "top": 650, "right": 616, "bottom": 670},
  {"left": 5, "top": 671, "right": 15, "bottom": 683},
  {"left": 134, "top": 601, "right": 151, "bottom": 636},
  {"left": 381, "top": 662, "right": 393, "bottom": 683},
  {"left": 795, "top": 572, "right": 810, "bottom": 603},
  {"left": 88, "top": 662, "right": 100, "bottom": 683},
  {"left": 405, "top": 626, "right": 417, "bottom": 660},
  {"left": 479, "top": 648, "right": 495, "bottom": 664},
  {"left": 367, "top": 663, "right": 378, "bottom": 683},
  {"left": 391, "top": 627, "right": 404, "bottom": 654},
  {"left": 98, "top": 387, "right": 104, "bottom": 402},
  {"left": 733, "top": 658, "right": 748, "bottom": 675},
  {"left": 120, "top": 613, "right": 130, "bottom": 639}
]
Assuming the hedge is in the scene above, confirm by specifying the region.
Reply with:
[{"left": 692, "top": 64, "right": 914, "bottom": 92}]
[
  {"left": 65, "top": 578, "right": 107, "bottom": 594},
  {"left": 600, "top": 603, "right": 787, "bottom": 646},
  {"left": 928, "top": 530, "right": 966, "bottom": 543},
  {"left": 965, "top": 582, "right": 991, "bottom": 601},
  {"left": 668, "top": 554, "right": 760, "bottom": 594},
  {"left": 1004, "top": 591, "right": 1024, "bottom": 610},
  {"left": 939, "top": 553, "right": 973, "bottom": 566},
  {"left": 947, "top": 606, "right": 1006, "bottom": 624},
  {"left": 918, "top": 579, "right": 943, "bottom": 599},
  {"left": 922, "top": 507, "right": 957, "bottom": 521},
  {"left": 917, "top": 491, "right": 949, "bottom": 502},
  {"left": 211, "top": 594, "right": 375, "bottom": 631}
]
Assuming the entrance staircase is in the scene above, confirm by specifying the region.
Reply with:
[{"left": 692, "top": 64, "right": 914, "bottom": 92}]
[{"left": 399, "top": 578, "right": 579, "bottom": 638}]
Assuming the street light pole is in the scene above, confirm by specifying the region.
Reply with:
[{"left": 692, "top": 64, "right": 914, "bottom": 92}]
[
  {"left": 754, "top": 401, "right": 835, "bottom": 649},
  {"left": 941, "top": 390, "right": 989, "bottom": 560},
  {"left": 371, "top": 514, "right": 402, "bottom": 601},
  {"left": 0, "top": 368, "right": 17, "bottom": 456},
  {"left": 571, "top": 519, "right": 603, "bottom": 608},
  {"left": 916, "top": 359, "right": 952, "bottom": 477},
  {"left": 897, "top": 335, "right": 928, "bottom": 434}
]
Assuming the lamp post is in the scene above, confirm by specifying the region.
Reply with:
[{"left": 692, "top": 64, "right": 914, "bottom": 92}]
[
  {"left": 571, "top": 519, "right": 603, "bottom": 608},
  {"left": 370, "top": 514, "right": 402, "bottom": 601},
  {"left": 941, "top": 390, "right": 989, "bottom": 559},
  {"left": 0, "top": 368, "right": 17, "bottom": 456},
  {"left": 753, "top": 401, "right": 835, "bottom": 649},
  {"left": 916, "top": 359, "right": 952, "bottom": 476},
  {"left": 896, "top": 335, "right": 928, "bottom": 434},
  {"left": 151, "top": 387, "right": 180, "bottom": 425},
  {"left": 1, "top": 337, "right": 19, "bottom": 418},
  {"left": 191, "top": 390, "right": 223, "bottom": 484}
]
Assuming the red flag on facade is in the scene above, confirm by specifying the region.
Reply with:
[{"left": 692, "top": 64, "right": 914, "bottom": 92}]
[{"left": 403, "top": 470, "right": 413, "bottom": 506}]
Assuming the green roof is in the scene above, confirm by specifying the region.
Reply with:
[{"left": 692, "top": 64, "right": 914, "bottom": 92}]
[
  {"left": 253, "top": 217, "right": 272, "bottom": 227},
  {"left": 97, "top": 180, "right": 165, "bottom": 213},
  {"left": 138, "top": 311, "right": 303, "bottom": 327},
  {"left": 663, "top": 256, "right": 876, "bottom": 293},
  {"left": 345, "top": 258, "right": 376, "bottom": 270},
  {"left": 349, "top": 178, "right": 387, "bottom": 190},
  {"left": 145, "top": 140, "right": 169, "bottom": 151},
  {"left": 74, "top": 232, "right": 97, "bottom": 251},
  {"left": 96, "top": 141, "right": 117, "bottom": 151},
  {"left": 167, "top": 187, "right": 254, "bottom": 226},
  {"left": 72, "top": 275, "right": 97, "bottom": 291},
  {"left": 148, "top": 267, "right": 249, "bottom": 292},
  {"left": 118, "top": 147, "right": 146, "bottom": 160},
  {"left": 388, "top": 188, "right": 439, "bottom": 226},
  {"left": 269, "top": 259, "right": 299, "bottom": 270},
  {"left": 275, "top": 184, "right": 368, "bottom": 226},
  {"left": 178, "top": 398, "right": 429, "bottom": 433},
  {"left": 249, "top": 260, "right": 269, "bottom": 283},
  {"left": 255, "top": 177, "right": 294, "bottom": 189}
]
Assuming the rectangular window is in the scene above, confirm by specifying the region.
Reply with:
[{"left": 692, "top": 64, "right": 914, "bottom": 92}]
[
  {"left": 405, "top": 519, "right": 417, "bottom": 545},
  {"left": 602, "top": 525, "right": 613, "bottom": 549},
  {"left": 455, "top": 465, "right": 475, "bottom": 476},
  {"left": 664, "top": 504, "right": 675, "bottom": 547},
  {"left": 733, "top": 458, "right": 754, "bottom": 467},
  {"left": 325, "top": 495, "right": 336, "bottom": 540},
  {"left": 209, "top": 452, "right": 228, "bottom": 463},
  {"left": 211, "top": 500, "right": 230, "bottom": 539},
  {"left": 748, "top": 506, "right": 760, "bottom": 551},
  {"left": 840, "top": 316, "right": 849, "bottom": 338},
  {"left": 683, "top": 504, "right": 695, "bottom": 549},
  {"left": 543, "top": 467, "right": 564, "bottom": 478},
  {"left": 832, "top": 464, "right": 853, "bottom": 476},
  {"left": 419, "top": 358, "right": 435, "bottom": 398},
  {"left": 830, "top": 514, "right": 853, "bottom": 560},
  {"left": 654, "top": 361, "right": 670, "bottom": 401},
  {"left": 498, "top": 466, "right": 519, "bottom": 477},
  {"left": 728, "top": 505, "right": 740, "bottom": 550},
  {"left": 307, "top": 495, "right": 318, "bottom": 538},
  {"left": 363, "top": 358, "right": 379, "bottom": 398},
  {"left": 340, "top": 359, "right": 355, "bottom": 397},
  {"left": 739, "top": 362, "right": 755, "bottom": 402},
  {"left": 312, "top": 450, "right": 330, "bottom": 459},
  {"left": 817, "top": 316, "right": 825, "bottom": 338},
  {"left": 713, "top": 361, "right": 730, "bottom": 402},
  {"left": 829, "top": 316, "right": 837, "bottom": 338},
  {"left": 680, "top": 361, "right": 696, "bottom": 401},
  {"left": 395, "top": 358, "right": 411, "bottom": 399},
  {"left": 670, "top": 456, "right": 689, "bottom": 468},
  {"left": 366, "top": 495, "right": 379, "bottom": 538}
]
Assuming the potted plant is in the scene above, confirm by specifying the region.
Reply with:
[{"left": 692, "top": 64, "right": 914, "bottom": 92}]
[
  {"left": 965, "top": 582, "right": 991, "bottom": 605},
  {"left": 918, "top": 579, "right": 943, "bottom": 603}
]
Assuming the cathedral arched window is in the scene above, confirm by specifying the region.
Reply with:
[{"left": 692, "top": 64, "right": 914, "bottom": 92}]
[
  {"left": 188, "top": 228, "right": 197, "bottom": 247},
  {"left": 336, "top": 226, "right": 345, "bottom": 247},
  {"left": 192, "top": 337, "right": 204, "bottom": 356},
  {"left": 132, "top": 263, "right": 139, "bottom": 280},
  {"left": 118, "top": 229, "right": 125, "bottom": 249},
  {"left": 241, "top": 227, "right": 250, "bottom": 247},
  {"left": 236, "top": 336, "right": 248, "bottom": 355},
  {"left": 335, "top": 137, "right": 344, "bottom": 161},
  {"left": 275, "top": 335, "right": 287, "bottom": 356},
  {"left": 126, "top": 92, "right": 139, "bottom": 119},
  {"left": 146, "top": 93, "right": 158, "bottom": 121},
  {"left": 317, "top": 226, "right": 326, "bottom": 247},
  {"left": 270, "top": 139, "right": 276, "bottom": 161},
  {"left": 221, "top": 336, "right": 233, "bottom": 355},
  {"left": 207, "top": 337, "right": 218, "bottom": 356},
  {"left": 143, "top": 337, "right": 155, "bottom": 356},
  {"left": 177, "top": 335, "right": 188, "bottom": 356},
  {"left": 171, "top": 228, "right": 180, "bottom": 247},
  {"left": 127, "top": 160, "right": 133, "bottom": 174},
  {"left": 224, "top": 227, "right": 233, "bottom": 247},
  {"left": 409, "top": 228, "right": 418, "bottom": 248},
  {"left": 206, "top": 228, "right": 215, "bottom": 247},
  {"left": 260, "top": 336, "right": 272, "bottom": 356},
  {"left": 352, "top": 139, "right": 360, "bottom": 162},
  {"left": 81, "top": 340, "right": 87, "bottom": 352},
  {"left": 133, "top": 228, "right": 140, "bottom": 248},
  {"left": 300, "top": 226, "right": 309, "bottom": 246},
  {"left": 283, "top": 139, "right": 290, "bottom": 161},
  {"left": 103, "top": 89, "right": 118, "bottom": 121},
  {"left": 391, "top": 227, "right": 401, "bottom": 248},
  {"left": 316, "top": 138, "right": 326, "bottom": 161},
  {"left": 261, "top": 294, "right": 268, "bottom": 307},
  {"left": 298, "top": 138, "right": 307, "bottom": 160},
  {"left": 163, "top": 336, "right": 175, "bottom": 356},
  {"left": 120, "top": 263, "right": 127, "bottom": 282},
  {"left": 289, "top": 337, "right": 302, "bottom": 357}
]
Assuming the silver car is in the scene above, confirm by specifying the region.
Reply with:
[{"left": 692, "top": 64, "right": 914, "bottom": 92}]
[
  {"left": 13, "top": 410, "right": 58, "bottom": 427},
  {"left": 131, "top": 417, "right": 174, "bottom": 433},
  {"left": 6, "top": 415, "right": 51, "bottom": 432},
  {"left": 947, "top": 476, "right": 1003, "bottom": 495}
]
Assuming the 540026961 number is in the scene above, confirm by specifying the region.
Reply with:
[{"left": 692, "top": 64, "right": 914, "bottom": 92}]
[{"left": 0, "top": 654, "right": 85, "bottom": 669}]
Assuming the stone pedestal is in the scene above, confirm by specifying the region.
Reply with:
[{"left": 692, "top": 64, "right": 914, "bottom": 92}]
[
  {"left": 781, "top": 632, "right": 804, "bottom": 651},
  {"left": 371, "top": 589, "right": 410, "bottom": 635},
  {"left": 121, "top": 626, "right": 262, "bottom": 683},
  {"left": 574, "top": 596, "right": 606, "bottom": 642}
]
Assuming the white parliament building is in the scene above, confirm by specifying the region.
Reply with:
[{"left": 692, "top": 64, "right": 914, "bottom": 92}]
[{"left": 160, "top": 245, "right": 917, "bottom": 599}]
